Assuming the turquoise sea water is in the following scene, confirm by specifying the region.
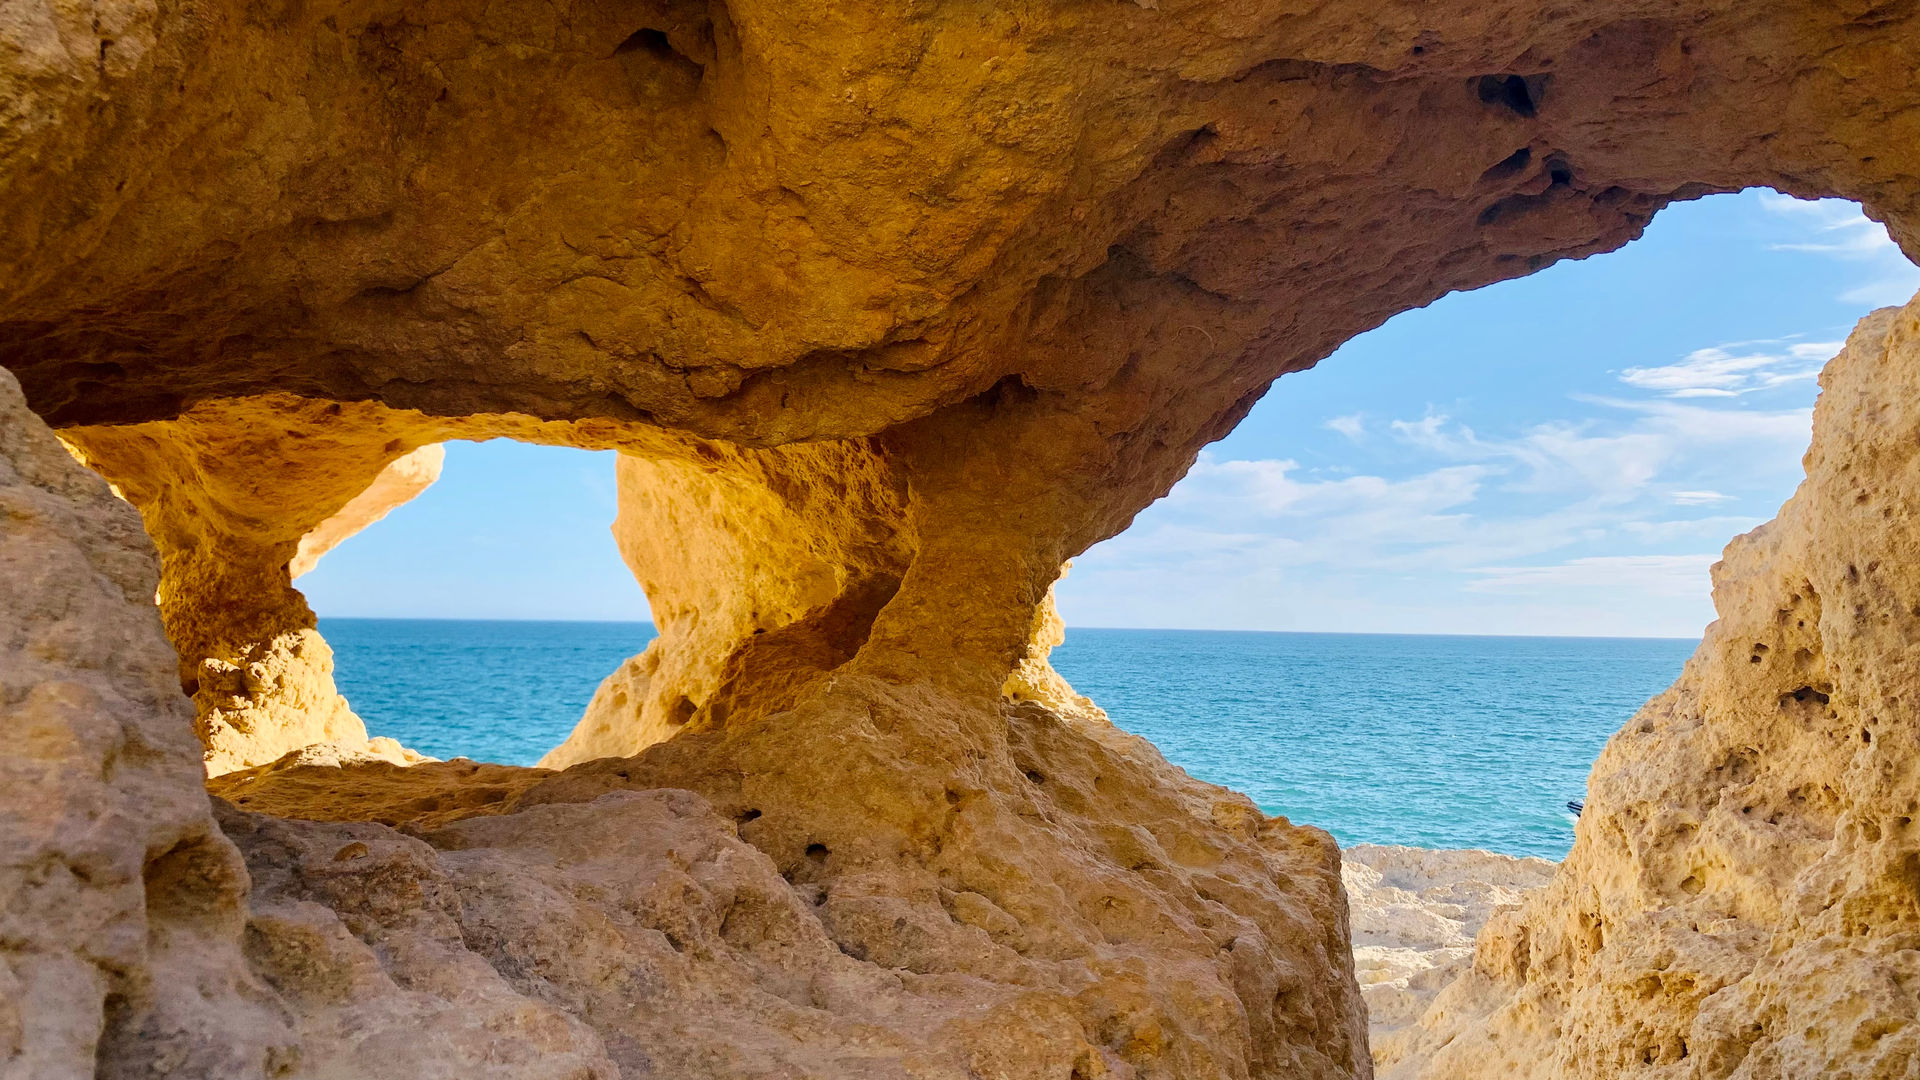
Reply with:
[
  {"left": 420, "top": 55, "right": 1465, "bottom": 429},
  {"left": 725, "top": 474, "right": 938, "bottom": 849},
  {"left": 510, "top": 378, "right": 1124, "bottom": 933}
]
[{"left": 321, "top": 619, "right": 1694, "bottom": 859}]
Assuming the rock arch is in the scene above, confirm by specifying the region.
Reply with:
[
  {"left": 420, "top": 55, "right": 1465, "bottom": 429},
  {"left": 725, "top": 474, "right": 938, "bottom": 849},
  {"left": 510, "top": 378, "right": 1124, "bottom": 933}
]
[{"left": 3, "top": 0, "right": 1920, "bottom": 1076}]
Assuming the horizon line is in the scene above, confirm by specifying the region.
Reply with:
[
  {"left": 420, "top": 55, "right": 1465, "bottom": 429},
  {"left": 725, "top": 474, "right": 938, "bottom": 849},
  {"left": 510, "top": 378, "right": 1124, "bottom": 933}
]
[{"left": 315, "top": 614, "right": 1700, "bottom": 642}]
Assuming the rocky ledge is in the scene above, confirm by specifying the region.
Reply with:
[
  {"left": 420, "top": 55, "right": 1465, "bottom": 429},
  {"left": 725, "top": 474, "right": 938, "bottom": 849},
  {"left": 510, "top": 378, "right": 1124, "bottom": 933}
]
[{"left": 1343, "top": 845, "right": 1558, "bottom": 1064}]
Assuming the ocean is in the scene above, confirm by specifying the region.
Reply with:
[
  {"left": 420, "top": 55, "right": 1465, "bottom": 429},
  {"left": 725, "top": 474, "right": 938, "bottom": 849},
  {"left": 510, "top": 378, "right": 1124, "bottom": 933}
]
[{"left": 319, "top": 619, "right": 1695, "bottom": 859}]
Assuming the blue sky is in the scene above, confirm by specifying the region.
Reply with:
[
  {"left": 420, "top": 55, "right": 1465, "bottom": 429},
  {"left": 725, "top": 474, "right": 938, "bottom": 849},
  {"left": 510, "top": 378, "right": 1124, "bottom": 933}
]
[{"left": 301, "top": 189, "right": 1919, "bottom": 636}]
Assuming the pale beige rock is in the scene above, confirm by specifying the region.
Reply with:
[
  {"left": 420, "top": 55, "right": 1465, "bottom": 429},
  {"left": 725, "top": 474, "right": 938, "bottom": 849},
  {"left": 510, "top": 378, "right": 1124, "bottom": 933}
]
[
  {"left": 1003, "top": 567, "right": 1108, "bottom": 723},
  {"left": 1389, "top": 294, "right": 1920, "bottom": 1080},
  {"left": 1340, "top": 845, "right": 1556, "bottom": 1065},
  {"left": 0, "top": 368, "right": 293, "bottom": 1080},
  {"left": 208, "top": 693, "right": 1367, "bottom": 1079},
  {"left": 290, "top": 443, "right": 445, "bottom": 579}
]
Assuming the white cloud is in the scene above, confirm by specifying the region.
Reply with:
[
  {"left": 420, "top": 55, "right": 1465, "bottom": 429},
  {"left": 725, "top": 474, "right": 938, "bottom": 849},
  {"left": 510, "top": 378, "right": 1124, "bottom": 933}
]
[
  {"left": 1759, "top": 192, "right": 1920, "bottom": 307},
  {"left": 1581, "top": 397, "right": 1813, "bottom": 446},
  {"left": 1071, "top": 378, "right": 1812, "bottom": 634},
  {"left": 1325, "top": 413, "right": 1366, "bottom": 439},
  {"left": 1466, "top": 554, "right": 1719, "bottom": 597},
  {"left": 1840, "top": 272, "right": 1920, "bottom": 307},
  {"left": 1618, "top": 341, "right": 1839, "bottom": 397},
  {"left": 1057, "top": 191, "right": 1879, "bottom": 637}
]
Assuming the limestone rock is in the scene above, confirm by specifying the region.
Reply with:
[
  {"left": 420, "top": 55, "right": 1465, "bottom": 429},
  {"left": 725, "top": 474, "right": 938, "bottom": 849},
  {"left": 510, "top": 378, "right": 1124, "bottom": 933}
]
[
  {"left": 542, "top": 437, "right": 915, "bottom": 769},
  {"left": 7, "top": 0, "right": 1920, "bottom": 1074},
  {"left": 290, "top": 444, "right": 445, "bottom": 579},
  {"left": 203, "top": 687, "right": 1370, "bottom": 1078},
  {"left": 4, "top": 0, "right": 1919, "bottom": 452},
  {"left": 1388, "top": 294, "right": 1920, "bottom": 1080},
  {"left": 1340, "top": 845, "right": 1555, "bottom": 1066},
  {"left": 210, "top": 754, "right": 537, "bottom": 831},
  {"left": 1003, "top": 566, "right": 1109, "bottom": 723},
  {"left": 0, "top": 368, "right": 291, "bottom": 1080},
  {"left": 61, "top": 400, "right": 435, "bottom": 774}
]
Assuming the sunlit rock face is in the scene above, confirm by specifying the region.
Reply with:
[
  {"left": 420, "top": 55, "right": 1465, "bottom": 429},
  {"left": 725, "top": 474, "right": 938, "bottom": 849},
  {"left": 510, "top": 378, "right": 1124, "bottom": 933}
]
[
  {"left": 1341, "top": 845, "right": 1557, "bottom": 1063},
  {"left": 0, "top": 370, "right": 293, "bottom": 1078},
  {"left": 290, "top": 444, "right": 445, "bottom": 580},
  {"left": 4, "top": 0, "right": 1920, "bottom": 1074},
  {"left": 1385, "top": 295, "right": 1920, "bottom": 1080},
  {"left": 61, "top": 400, "right": 440, "bottom": 775}
]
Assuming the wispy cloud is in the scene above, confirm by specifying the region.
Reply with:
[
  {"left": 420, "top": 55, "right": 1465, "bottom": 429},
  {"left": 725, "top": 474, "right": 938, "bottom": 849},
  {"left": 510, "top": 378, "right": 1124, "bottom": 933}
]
[
  {"left": 1325, "top": 413, "right": 1366, "bottom": 440},
  {"left": 1466, "top": 554, "right": 1719, "bottom": 596},
  {"left": 1759, "top": 192, "right": 1920, "bottom": 307},
  {"left": 1618, "top": 341, "right": 1838, "bottom": 397},
  {"left": 1062, "top": 191, "right": 1878, "bottom": 637},
  {"left": 1667, "top": 490, "right": 1733, "bottom": 505}
]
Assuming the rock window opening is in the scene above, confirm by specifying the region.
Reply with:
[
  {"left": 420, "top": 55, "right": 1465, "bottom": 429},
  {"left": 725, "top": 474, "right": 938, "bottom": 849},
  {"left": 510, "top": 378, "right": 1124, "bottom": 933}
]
[
  {"left": 296, "top": 441, "right": 654, "bottom": 770},
  {"left": 1033, "top": 188, "right": 1917, "bottom": 1059}
]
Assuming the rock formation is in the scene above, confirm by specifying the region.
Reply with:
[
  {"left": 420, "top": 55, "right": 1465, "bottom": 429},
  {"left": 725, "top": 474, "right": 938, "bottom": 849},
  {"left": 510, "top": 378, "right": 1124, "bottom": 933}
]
[
  {"left": 7, "top": 383, "right": 1373, "bottom": 1077},
  {"left": 1341, "top": 845, "right": 1557, "bottom": 1067},
  {"left": 60, "top": 400, "right": 447, "bottom": 775},
  {"left": 289, "top": 444, "right": 445, "bottom": 580},
  {"left": 0, "top": 369, "right": 290, "bottom": 1078},
  {"left": 1385, "top": 295, "right": 1920, "bottom": 1080},
  {"left": 5, "top": 0, "right": 1920, "bottom": 1074}
]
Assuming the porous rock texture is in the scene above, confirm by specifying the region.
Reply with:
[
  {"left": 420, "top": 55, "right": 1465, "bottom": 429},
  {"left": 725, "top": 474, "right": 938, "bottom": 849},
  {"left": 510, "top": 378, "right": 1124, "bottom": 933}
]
[
  {"left": 6, "top": 0, "right": 1920, "bottom": 1075},
  {"left": 1386, "top": 295, "right": 1920, "bottom": 1080},
  {"left": 60, "top": 403, "right": 443, "bottom": 775},
  {"left": 0, "top": 368, "right": 292, "bottom": 1079},
  {"left": 7, "top": 381, "right": 1370, "bottom": 1076},
  {"left": 1340, "top": 845, "right": 1556, "bottom": 1062}
]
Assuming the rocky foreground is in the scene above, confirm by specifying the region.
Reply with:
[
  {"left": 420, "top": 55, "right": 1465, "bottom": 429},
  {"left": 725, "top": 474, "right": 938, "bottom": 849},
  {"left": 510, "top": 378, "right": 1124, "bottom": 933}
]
[{"left": 1342, "top": 846, "right": 1560, "bottom": 1068}]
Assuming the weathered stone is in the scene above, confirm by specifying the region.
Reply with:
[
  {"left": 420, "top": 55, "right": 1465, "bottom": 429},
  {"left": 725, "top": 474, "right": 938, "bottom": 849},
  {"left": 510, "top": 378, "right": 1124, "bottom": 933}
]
[
  {"left": 1387, "top": 295, "right": 1920, "bottom": 1080},
  {"left": 1341, "top": 845, "right": 1556, "bottom": 1068},
  {"left": 290, "top": 444, "right": 445, "bottom": 580},
  {"left": 0, "top": 369, "right": 292, "bottom": 1080}
]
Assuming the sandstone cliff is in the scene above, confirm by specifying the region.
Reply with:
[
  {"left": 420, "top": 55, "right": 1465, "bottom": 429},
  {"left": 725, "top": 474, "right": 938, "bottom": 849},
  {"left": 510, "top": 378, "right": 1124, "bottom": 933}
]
[
  {"left": 1387, "top": 295, "right": 1920, "bottom": 1080},
  {"left": 0, "top": 370, "right": 292, "bottom": 1078},
  {"left": 7, "top": 382, "right": 1371, "bottom": 1077}
]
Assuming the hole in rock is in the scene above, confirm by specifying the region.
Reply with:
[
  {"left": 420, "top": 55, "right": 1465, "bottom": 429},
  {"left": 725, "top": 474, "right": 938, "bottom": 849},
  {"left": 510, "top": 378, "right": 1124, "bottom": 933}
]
[
  {"left": 615, "top": 27, "right": 675, "bottom": 58},
  {"left": 1045, "top": 188, "right": 1917, "bottom": 862},
  {"left": 1475, "top": 73, "right": 1541, "bottom": 118},
  {"left": 300, "top": 441, "right": 655, "bottom": 767}
]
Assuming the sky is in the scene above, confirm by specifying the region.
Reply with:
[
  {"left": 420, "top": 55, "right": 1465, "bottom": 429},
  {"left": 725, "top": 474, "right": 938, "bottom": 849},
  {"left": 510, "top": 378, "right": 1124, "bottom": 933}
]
[{"left": 300, "top": 189, "right": 1920, "bottom": 636}]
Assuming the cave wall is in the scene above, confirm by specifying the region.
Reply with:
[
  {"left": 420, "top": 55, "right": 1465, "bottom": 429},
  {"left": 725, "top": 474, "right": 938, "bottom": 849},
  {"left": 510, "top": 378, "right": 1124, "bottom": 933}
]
[
  {"left": 61, "top": 400, "right": 442, "bottom": 774},
  {"left": 0, "top": 370, "right": 291, "bottom": 1078}
]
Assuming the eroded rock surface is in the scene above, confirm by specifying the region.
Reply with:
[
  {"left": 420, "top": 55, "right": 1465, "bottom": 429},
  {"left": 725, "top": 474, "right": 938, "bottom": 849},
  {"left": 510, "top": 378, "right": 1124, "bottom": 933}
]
[
  {"left": 61, "top": 401, "right": 439, "bottom": 774},
  {"left": 1388, "top": 296, "right": 1920, "bottom": 1080},
  {"left": 290, "top": 444, "right": 445, "bottom": 580},
  {"left": 0, "top": 369, "right": 290, "bottom": 1079},
  {"left": 201, "top": 685, "right": 1369, "bottom": 1077},
  {"left": 1341, "top": 845, "right": 1556, "bottom": 1066}
]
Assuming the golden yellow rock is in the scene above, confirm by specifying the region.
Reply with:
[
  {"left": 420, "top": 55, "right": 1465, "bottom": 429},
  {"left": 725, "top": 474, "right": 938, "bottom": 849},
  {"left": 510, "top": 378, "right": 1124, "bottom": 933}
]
[
  {"left": 290, "top": 444, "right": 445, "bottom": 579},
  {"left": 62, "top": 399, "right": 438, "bottom": 774}
]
